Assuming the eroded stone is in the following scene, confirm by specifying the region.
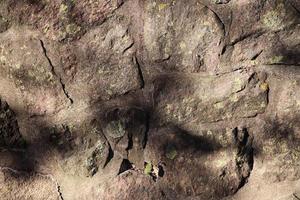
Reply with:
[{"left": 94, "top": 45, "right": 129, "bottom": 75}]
[
  {"left": 144, "top": 126, "right": 253, "bottom": 199},
  {"left": 102, "top": 107, "right": 148, "bottom": 168}
]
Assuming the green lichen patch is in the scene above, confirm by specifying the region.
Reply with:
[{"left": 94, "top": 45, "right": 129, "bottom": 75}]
[
  {"left": 267, "top": 55, "right": 284, "bottom": 64},
  {"left": 106, "top": 120, "right": 126, "bottom": 139},
  {"left": 66, "top": 23, "right": 81, "bottom": 35},
  {"left": 158, "top": 3, "right": 168, "bottom": 11},
  {"left": 58, "top": 22, "right": 82, "bottom": 41},
  {"left": 144, "top": 162, "right": 153, "bottom": 175},
  {"left": 59, "top": 3, "right": 69, "bottom": 15},
  {"left": 57, "top": 1, "right": 82, "bottom": 41}
]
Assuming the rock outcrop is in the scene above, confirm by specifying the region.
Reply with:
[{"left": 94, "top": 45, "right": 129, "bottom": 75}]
[{"left": 0, "top": 0, "right": 299, "bottom": 199}]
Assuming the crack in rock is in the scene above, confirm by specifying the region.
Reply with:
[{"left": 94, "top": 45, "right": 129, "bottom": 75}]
[
  {"left": 133, "top": 56, "right": 145, "bottom": 89},
  {"left": 40, "top": 39, "right": 74, "bottom": 104}
]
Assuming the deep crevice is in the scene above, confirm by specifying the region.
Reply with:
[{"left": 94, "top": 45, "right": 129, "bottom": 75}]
[
  {"left": 142, "top": 111, "right": 150, "bottom": 149},
  {"left": 118, "top": 159, "right": 133, "bottom": 175},
  {"left": 251, "top": 50, "right": 263, "bottom": 60},
  {"left": 101, "top": 132, "right": 114, "bottom": 168},
  {"left": 122, "top": 41, "right": 134, "bottom": 54},
  {"left": 232, "top": 128, "right": 254, "bottom": 193},
  {"left": 134, "top": 56, "right": 145, "bottom": 89}
]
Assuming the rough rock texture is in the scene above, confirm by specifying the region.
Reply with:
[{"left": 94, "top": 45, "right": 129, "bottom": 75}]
[{"left": 0, "top": 0, "right": 299, "bottom": 199}]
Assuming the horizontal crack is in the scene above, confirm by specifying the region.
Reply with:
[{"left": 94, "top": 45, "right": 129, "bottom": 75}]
[{"left": 215, "top": 67, "right": 244, "bottom": 76}]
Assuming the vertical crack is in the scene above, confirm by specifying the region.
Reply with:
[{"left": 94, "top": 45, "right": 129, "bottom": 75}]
[
  {"left": 59, "top": 78, "right": 74, "bottom": 104},
  {"left": 133, "top": 56, "right": 145, "bottom": 89},
  {"left": 57, "top": 184, "right": 64, "bottom": 200},
  {"left": 40, "top": 40, "right": 74, "bottom": 104}
]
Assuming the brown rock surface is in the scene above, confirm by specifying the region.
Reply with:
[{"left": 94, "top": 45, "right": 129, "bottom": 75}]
[{"left": 0, "top": 0, "right": 299, "bottom": 199}]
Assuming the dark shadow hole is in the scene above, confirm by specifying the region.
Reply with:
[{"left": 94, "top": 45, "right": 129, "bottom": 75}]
[{"left": 118, "top": 159, "right": 132, "bottom": 175}]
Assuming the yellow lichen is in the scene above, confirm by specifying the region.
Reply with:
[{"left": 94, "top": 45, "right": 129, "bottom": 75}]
[
  {"left": 268, "top": 55, "right": 283, "bottom": 64},
  {"left": 262, "top": 4, "right": 285, "bottom": 30},
  {"left": 179, "top": 41, "right": 186, "bottom": 50},
  {"left": 43, "top": 24, "right": 50, "bottom": 33},
  {"left": 214, "top": 102, "right": 224, "bottom": 109},
  {"left": 296, "top": 100, "right": 300, "bottom": 107},
  {"left": 232, "top": 78, "right": 244, "bottom": 92},
  {"left": 158, "top": 3, "right": 168, "bottom": 11},
  {"left": 214, "top": 153, "right": 230, "bottom": 168},
  {"left": 278, "top": 141, "right": 289, "bottom": 153},
  {"left": 0, "top": 55, "right": 6, "bottom": 63},
  {"left": 259, "top": 82, "right": 269, "bottom": 91},
  {"left": 230, "top": 94, "right": 239, "bottom": 102},
  {"left": 66, "top": 23, "right": 81, "bottom": 35},
  {"left": 144, "top": 162, "right": 153, "bottom": 175},
  {"left": 59, "top": 4, "right": 68, "bottom": 14}
]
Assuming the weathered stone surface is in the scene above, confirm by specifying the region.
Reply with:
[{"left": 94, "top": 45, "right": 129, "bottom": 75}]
[
  {"left": 0, "top": 0, "right": 299, "bottom": 199},
  {"left": 44, "top": 15, "right": 143, "bottom": 104},
  {"left": 143, "top": 127, "right": 253, "bottom": 199},
  {"left": 0, "top": 27, "right": 69, "bottom": 116},
  {"left": 143, "top": 0, "right": 224, "bottom": 74},
  {"left": 43, "top": 120, "right": 111, "bottom": 177},
  {"left": 153, "top": 70, "right": 268, "bottom": 125},
  {"left": 69, "top": 18, "right": 141, "bottom": 102},
  {"left": 101, "top": 170, "right": 166, "bottom": 200},
  {"left": 0, "top": 0, "right": 124, "bottom": 41},
  {"left": 0, "top": 168, "right": 59, "bottom": 200}
]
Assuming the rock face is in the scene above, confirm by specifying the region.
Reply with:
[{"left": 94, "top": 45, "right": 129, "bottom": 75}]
[{"left": 0, "top": 0, "right": 299, "bottom": 199}]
